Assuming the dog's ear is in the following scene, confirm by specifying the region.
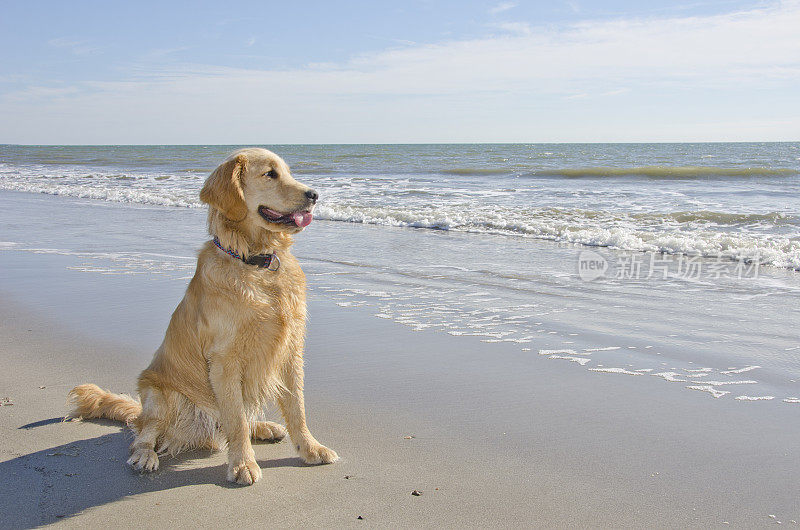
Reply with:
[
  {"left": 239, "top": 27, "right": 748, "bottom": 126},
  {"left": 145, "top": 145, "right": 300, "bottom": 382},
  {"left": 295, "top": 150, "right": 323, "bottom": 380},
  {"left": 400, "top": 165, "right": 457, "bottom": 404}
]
[{"left": 200, "top": 154, "right": 248, "bottom": 221}]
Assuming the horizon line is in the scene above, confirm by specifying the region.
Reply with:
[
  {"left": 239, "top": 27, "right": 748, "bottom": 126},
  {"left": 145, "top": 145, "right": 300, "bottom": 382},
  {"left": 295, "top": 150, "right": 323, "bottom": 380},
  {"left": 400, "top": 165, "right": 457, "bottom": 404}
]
[{"left": 2, "top": 140, "right": 799, "bottom": 147}]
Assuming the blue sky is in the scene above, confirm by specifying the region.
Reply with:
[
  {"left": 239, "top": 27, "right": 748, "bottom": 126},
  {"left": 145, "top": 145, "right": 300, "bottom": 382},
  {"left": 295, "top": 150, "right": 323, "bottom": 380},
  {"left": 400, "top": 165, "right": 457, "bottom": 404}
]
[{"left": 1, "top": 1, "right": 798, "bottom": 143}]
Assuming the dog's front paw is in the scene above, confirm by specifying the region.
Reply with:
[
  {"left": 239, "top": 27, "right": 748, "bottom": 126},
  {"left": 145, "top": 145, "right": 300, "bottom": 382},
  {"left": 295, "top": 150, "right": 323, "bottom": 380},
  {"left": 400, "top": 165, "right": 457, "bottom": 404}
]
[
  {"left": 128, "top": 447, "right": 159, "bottom": 472},
  {"left": 228, "top": 458, "right": 262, "bottom": 485},
  {"left": 299, "top": 442, "right": 339, "bottom": 465}
]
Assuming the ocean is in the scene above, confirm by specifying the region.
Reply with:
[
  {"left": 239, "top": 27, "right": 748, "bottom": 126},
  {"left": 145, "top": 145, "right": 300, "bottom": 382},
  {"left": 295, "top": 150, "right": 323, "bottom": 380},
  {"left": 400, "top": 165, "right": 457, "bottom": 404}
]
[
  {"left": 1, "top": 143, "right": 799, "bottom": 404},
  {"left": 1, "top": 143, "right": 798, "bottom": 268}
]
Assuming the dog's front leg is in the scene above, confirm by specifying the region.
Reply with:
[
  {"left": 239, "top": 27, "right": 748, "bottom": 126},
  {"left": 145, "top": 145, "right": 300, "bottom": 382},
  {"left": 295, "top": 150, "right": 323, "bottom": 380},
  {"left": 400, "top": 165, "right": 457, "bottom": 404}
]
[
  {"left": 278, "top": 355, "right": 339, "bottom": 465},
  {"left": 208, "top": 359, "right": 262, "bottom": 485}
]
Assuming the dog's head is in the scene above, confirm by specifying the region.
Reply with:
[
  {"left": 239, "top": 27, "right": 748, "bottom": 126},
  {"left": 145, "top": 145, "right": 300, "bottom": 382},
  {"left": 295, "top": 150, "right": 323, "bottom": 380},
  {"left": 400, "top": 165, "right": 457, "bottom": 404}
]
[{"left": 200, "top": 148, "right": 317, "bottom": 234}]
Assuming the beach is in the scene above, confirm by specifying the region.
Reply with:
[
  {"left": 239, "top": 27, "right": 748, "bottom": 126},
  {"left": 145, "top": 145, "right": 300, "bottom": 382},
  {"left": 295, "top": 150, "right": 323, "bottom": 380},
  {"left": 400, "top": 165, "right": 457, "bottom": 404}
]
[
  {"left": 1, "top": 143, "right": 800, "bottom": 527},
  {"left": 3, "top": 232, "right": 800, "bottom": 528}
]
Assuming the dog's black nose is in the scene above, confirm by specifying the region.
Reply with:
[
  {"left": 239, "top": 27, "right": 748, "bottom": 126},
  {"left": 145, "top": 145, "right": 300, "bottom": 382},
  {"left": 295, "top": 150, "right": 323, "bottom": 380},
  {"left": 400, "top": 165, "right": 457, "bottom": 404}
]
[{"left": 305, "top": 189, "right": 319, "bottom": 203}]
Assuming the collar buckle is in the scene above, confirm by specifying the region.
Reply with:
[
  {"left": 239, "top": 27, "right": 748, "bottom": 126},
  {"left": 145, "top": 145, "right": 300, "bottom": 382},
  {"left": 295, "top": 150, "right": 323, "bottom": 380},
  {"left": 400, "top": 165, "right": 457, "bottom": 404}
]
[
  {"left": 213, "top": 237, "right": 280, "bottom": 272},
  {"left": 245, "top": 253, "right": 281, "bottom": 271}
]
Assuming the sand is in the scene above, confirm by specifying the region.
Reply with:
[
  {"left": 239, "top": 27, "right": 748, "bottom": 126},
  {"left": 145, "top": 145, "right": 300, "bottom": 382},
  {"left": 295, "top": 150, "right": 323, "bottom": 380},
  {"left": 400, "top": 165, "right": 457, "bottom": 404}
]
[
  {"left": 1, "top": 269, "right": 800, "bottom": 527},
  {"left": 1, "top": 190, "right": 799, "bottom": 527}
]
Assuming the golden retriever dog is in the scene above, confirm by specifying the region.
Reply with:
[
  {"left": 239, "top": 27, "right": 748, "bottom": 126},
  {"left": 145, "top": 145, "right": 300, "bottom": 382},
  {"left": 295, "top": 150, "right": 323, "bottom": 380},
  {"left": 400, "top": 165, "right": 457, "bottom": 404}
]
[{"left": 68, "top": 147, "right": 338, "bottom": 485}]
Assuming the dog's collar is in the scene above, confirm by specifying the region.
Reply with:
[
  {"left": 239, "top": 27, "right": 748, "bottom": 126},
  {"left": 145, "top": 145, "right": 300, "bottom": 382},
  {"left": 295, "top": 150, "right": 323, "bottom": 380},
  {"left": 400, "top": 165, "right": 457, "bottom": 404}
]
[{"left": 212, "top": 237, "right": 280, "bottom": 271}]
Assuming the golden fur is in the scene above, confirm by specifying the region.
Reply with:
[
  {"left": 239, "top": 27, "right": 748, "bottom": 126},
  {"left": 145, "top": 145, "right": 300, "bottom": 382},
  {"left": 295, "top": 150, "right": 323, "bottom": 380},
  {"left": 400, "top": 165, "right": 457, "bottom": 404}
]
[{"left": 69, "top": 148, "right": 337, "bottom": 485}]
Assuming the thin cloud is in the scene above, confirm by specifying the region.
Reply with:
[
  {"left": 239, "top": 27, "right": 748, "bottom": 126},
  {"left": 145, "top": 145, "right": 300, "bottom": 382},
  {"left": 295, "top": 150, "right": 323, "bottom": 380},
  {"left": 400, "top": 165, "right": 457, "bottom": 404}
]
[
  {"left": 47, "top": 38, "right": 99, "bottom": 56},
  {"left": 489, "top": 2, "right": 518, "bottom": 15},
  {"left": 140, "top": 46, "right": 191, "bottom": 59},
  {"left": 3, "top": 85, "right": 81, "bottom": 102},
  {"left": 563, "top": 88, "right": 629, "bottom": 100},
  {"left": 601, "top": 88, "right": 630, "bottom": 96},
  {"left": 490, "top": 22, "right": 532, "bottom": 35}
]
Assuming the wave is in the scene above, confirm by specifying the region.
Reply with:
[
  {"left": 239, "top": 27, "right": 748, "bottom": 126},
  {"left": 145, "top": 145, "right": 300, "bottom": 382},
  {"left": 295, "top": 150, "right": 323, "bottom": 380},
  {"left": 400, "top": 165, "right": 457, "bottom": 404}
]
[
  {"left": 313, "top": 205, "right": 800, "bottom": 270},
  {"left": 513, "top": 208, "right": 798, "bottom": 227},
  {"left": 525, "top": 166, "right": 798, "bottom": 179},
  {"left": 0, "top": 180, "right": 201, "bottom": 208},
  {"left": 436, "top": 166, "right": 799, "bottom": 179},
  {"left": 2, "top": 179, "right": 798, "bottom": 270},
  {"left": 632, "top": 210, "right": 796, "bottom": 226},
  {"left": 13, "top": 163, "right": 794, "bottom": 181},
  {"left": 439, "top": 168, "right": 512, "bottom": 176}
]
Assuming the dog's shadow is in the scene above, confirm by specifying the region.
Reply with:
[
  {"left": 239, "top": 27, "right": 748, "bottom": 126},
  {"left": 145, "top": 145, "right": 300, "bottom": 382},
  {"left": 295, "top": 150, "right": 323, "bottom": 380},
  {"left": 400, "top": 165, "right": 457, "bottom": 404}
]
[{"left": 2, "top": 418, "right": 308, "bottom": 529}]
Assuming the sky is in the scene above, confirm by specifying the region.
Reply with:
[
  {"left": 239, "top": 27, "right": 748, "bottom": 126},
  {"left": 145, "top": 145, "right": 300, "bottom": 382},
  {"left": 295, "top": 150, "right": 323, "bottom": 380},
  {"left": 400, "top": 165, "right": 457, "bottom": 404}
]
[{"left": 1, "top": 0, "right": 798, "bottom": 144}]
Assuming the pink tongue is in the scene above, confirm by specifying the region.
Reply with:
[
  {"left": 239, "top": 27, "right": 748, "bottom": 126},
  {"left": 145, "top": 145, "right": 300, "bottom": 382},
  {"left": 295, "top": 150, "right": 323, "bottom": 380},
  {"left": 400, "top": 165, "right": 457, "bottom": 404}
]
[{"left": 291, "top": 211, "right": 313, "bottom": 228}]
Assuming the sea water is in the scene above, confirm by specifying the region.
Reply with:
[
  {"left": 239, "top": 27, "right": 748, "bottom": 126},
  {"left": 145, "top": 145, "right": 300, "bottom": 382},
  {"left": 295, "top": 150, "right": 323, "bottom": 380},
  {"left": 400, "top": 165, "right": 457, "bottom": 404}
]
[
  {"left": 1, "top": 143, "right": 798, "bottom": 267},
  {"left": 1, "top": 143, "right": 799, "bottom": 404}
]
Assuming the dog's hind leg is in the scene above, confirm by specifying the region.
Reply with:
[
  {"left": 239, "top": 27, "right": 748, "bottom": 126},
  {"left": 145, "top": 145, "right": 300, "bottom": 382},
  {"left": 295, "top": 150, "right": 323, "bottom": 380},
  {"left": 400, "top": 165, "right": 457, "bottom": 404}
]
[
  {"left": 127, "top": 387, "right": 162, "bottom": 472},
  {"left": 250, "top": 420, "right": 287, "bottom": 442}
]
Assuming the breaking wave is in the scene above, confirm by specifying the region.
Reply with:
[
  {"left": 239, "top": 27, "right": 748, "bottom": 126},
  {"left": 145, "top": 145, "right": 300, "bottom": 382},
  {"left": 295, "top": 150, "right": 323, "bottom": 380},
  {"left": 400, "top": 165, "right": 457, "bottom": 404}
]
[
  {"left": 313, "top": 204, "right": 800, "bottom": 270},
  {"left": 2, "top": 178, "right": 798, "bottom": 269}
]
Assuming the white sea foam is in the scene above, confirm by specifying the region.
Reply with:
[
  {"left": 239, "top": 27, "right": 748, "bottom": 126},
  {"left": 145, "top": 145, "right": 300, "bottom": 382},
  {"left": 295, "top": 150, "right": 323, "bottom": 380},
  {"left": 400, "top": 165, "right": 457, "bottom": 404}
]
[
  {"left": 652, "top": 372, "right": 687, "bottom": 382},
  {"left": 549, "top": 355, "right": 591, "bottom": 366},
  {"left": 700, "top": 380, "right": 758, "bottom": 386},
  {"left": 588, "top": 367, "right": 642, "bottom": 376},
  {"left": 734, "top": 395, "right": 775, "bottom": 401},
  {"left": 482, "top": 337, "right": 533, "bottom": 343},
  {"left": 313, "top": 204, "right": 800, "bottom": 269},
  {"left": 687, "top": 385, "right": 730, "bottom": 398},
  {"left": 539, "top": 349, "right": 578, "bottom": 355},
  {"left": 0, "top": 179, "right": 202, "bottom": 208},
  {"left": 721, "top": 365, "right": 761, "bottom": 375}
]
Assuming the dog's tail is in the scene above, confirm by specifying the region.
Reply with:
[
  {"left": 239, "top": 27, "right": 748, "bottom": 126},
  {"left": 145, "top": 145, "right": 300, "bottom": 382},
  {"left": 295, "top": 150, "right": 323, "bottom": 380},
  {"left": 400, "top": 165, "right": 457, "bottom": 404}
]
[{"left": 67, "top": 383, "right": 141, "bottom": 424}]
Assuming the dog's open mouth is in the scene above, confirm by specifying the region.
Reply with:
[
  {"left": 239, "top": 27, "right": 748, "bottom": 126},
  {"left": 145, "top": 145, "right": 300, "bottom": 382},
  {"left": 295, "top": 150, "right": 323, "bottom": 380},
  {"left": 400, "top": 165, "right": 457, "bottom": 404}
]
[{"left": 258, "top": 206, "right": 313, "bottom": 228}]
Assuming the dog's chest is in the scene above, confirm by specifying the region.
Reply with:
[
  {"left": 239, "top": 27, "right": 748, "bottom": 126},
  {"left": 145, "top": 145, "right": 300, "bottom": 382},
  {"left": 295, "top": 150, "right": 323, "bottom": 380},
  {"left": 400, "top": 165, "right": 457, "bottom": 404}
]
[
  {"left": 233, "top": 269, "right": 307, "bottom": 383},
  {"left": 240, "top": 266, "right": 306, "bottom": 323}
]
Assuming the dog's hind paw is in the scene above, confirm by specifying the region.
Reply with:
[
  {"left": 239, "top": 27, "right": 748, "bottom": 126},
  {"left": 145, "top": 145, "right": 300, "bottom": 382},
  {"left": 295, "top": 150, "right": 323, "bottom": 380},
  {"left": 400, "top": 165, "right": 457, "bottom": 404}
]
[
  {"left": 228, "top": 458, "right": 262, "bottom": 485},
  {"left": 251, "top": 421, "right": 287, "bottom": 442},
  {"left": 299, "top": 442, "right": 339, "bottom": 465},
  {"left": 127, "top": 447, "right": 159, "bottom": 472}
]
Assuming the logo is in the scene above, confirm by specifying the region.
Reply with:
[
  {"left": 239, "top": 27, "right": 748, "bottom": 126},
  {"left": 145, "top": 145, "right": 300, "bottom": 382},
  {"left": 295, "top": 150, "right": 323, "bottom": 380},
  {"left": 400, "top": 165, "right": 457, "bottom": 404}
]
[{"left": 577, "top": 250, "right": 608, "bottom": 281}]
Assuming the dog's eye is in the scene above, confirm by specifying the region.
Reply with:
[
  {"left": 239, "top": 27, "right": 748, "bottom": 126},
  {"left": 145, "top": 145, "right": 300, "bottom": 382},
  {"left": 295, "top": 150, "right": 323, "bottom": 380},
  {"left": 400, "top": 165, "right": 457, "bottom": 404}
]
[{"left": 264, "top": 169, "right": 278, "bottom": 179}]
